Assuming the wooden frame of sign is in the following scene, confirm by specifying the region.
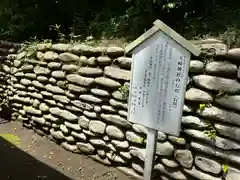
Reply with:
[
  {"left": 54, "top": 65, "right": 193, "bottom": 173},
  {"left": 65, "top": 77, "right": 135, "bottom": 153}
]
[{"left": 125, "top": 19, "right": 200, "bottom": 180}]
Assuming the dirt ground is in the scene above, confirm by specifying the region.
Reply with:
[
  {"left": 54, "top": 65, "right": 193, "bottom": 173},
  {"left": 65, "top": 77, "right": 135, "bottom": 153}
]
[{"left": 0, "top": 121, "right": 137, "bottom": 180}]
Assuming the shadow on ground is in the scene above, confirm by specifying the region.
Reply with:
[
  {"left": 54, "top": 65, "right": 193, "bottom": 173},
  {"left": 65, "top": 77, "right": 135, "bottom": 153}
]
[{"left": 0, "top": 137, "right": 73, "bottom": 180}]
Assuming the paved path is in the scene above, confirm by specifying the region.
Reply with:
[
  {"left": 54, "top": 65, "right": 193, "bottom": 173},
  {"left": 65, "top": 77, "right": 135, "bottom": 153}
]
[{"left": 0, "top": 121, "right": 136, "bottom": 180}]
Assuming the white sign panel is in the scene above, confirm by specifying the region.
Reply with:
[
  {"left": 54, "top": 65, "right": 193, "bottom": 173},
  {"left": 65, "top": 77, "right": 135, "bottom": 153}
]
[{"left": 128, "top": 30, "right": 190, "bottom": 136}]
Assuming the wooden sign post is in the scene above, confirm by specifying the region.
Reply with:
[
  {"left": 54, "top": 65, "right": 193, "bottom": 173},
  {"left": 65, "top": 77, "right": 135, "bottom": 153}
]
[{"left": 125, "top": 19, "right": 200, "bottom": 180}]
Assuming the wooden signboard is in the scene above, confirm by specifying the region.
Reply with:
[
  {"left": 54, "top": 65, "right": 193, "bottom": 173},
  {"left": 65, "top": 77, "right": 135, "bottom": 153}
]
[{"left": 125, "top": 19, "right": 200, "bottom": 180}]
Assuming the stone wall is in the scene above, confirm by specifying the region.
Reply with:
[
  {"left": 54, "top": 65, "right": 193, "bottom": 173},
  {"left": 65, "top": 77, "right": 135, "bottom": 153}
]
[
  {"left": 4, "top": 39, "right": 240, "bottom": 180},
  {"left": 0, "top": 41, "right": 21, "bottom": 119}
]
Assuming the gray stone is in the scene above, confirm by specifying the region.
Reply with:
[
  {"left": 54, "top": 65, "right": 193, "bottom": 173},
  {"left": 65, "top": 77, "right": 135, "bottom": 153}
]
[
  {"left": 206, "top": 61, "right": 237, "bottom": 76},
  {"left": 91, "top": 88, "right": 110, "bottom": 97},
  {"left": 64, "top": 121, "right": 81, "bottom": 131},
  {"left": 193, "top": 75, "right": 240, "bottom": 93},
  {"left": 83, "top": 111, "right": 97, "bottom": 119},
  {"left": 14, "top": 84, "right": 26, "bottom": 90},
  {"left": 109, "top": 99, "right": 128, "bottom": 109},
  {"left": 60, "top": 124, "right": 70, "bottom": 134},
  {"left": 44, "top": 99, "right": 57, "bottom": 106},
  {"left": 78, "top": 116, "right": 90, "bottom": 129},
  {"left": 118, "top": 110, "right": 127, "bottom": 117},
  {"left": 37, "top": 43, "right": 52, "bottom": 51},
  {"left": 215, "top": 123, "right": 240, "bottom": 143},
  {"left": 157, "top": 132, "right": 167, "bottom": 142},
  {"left": 50, "top": 129, "right": 64, "bottom": 140},
  {"left": 41, "top": 91, "right": 53, "bottom": 97},
  {"left": 182, "top": 115, "right": 206, "bottom": 129},
  {"left": 132, "top": 124, "right": 147, "bottom": 134},
  {"left": 112, "top": 140, "right": 129, "bottom": 149},
  {"left": 107, "top": 46, "right": 124, "bottom": 56},
  {"left": 14, "top": 60, "right": 21, "bottom": 67},
  {"left": 53, "top": 95, "right": 70, "bottom": 104},
  {"left": 65, "top": 105, "right": 83, "bottom": 113},
  {"left": 56, "top": 81, "right": 67, "bottom": 89},
  {"left": 94, "top": 106, "right": 101, "bottom": 113},
  {"left": 129, "top": 146, "right": 146, "bottom": 161},
  {"left": 43, "top": 114, "right": 59, "bottom": 122},
  {"left": 96, "top": 56, "right": 111, "bottom": 65},
  {"left": 59, "top": 52, "right": 79, "bottom": 62},
  {"left": 126, "top": 131, "right": 144, "bottom": 144},
  {"left": 227, "top": 48, "right": 240, "bottom": 60},
  {"left": 20, "top": 64, "right": 34, "bottom": 72},
  {"left": 184, "top": 129, "right": 240, "bottom": 150},
  {"left": 79, "top": 94, "right": 102, "bottom": 103},
  {"left": 49, "top": 77, "right": 57, "bottom": 83},
  {"left": 78, "top": 67, "right": 103, "bottom": 77},
  {"left": 168, "top": 136, "right": 186, "bottom": 146},
  {"left": 23, "top": 106, "right": 41, "bottom": 115},
  {"left": 90, "top": 155, "right": 111, "bottom": 166},
  {"left": 161, "top": 158, "right": 179, "bottom": 168},
  {"left": 112, "top": 91, "right": 126, "bottom": 101},
  {"left": 225, "top": 167, "right": 240, "bottom": 180},
  {"left": 28, "top": 92, "right": 43, "bottom": 99},
  {"left": 117, "top": 167, "right": 142, "bottom": 179},
  {"left": 132, "top": 163, "right": 143, "bottom": 174},
  {"left": 89, "top": 138, "right": 106, "bottom": 147},
  {"left": 104, "top": 66, "right": 131, "bottom": 81},
  {"left": 45, "top": 84, "right": 65, "bottom": 94},
  {"left": 76, "top": 142, "right": 95, "bottom": 154},
  {"left": 216, "top": 95, "right": 240, "bottom": 112},
  {"left": 61, "top": 142, "right": 79, "bottom": 153},
  {"left": 195, "top": 155, "right": 221, "bottom": 175},
  {"left": 89, "top": 120, "right": 106, "bottom": 134},
  {"left": 25, "top": 73, "right": 37, "bottom": 79},
  {"left": 100, "top": 113, "right": 131, "bottom": 128},
  {"left": 102, "top": 105, "right": 116, "bottom": 113},
  {"left": 32, "top": 80, "right": 45, "bottom": 89},
  {"left": 48, "top": 62, "right": 62, "bottom": 69},
  {"left": 183, "top": 166, "right": 221, "bottom": 180},
  {"left": 62, "top": 64, "right": 79, "bottom": 72},
  {"left": 185, "top": 88, "right": 213, "bottom": 103},
  {"left": 83, "top": 129, "right": 97, "bottom": 137},
  {"left": 78, "top": 56, "right": 88, "bottom": 64},
  {"left": 20, "top": 78, "right": 32, "bottom": 86},
  {"left": 64, "top": 135, "right": 75, "bottom": 142},
  {"left": 95, "top": 77, "right": 121, "bottom": 88},
  {"left": 174, "top": 149, "right": 193, "bottom": 168},
  {"left": 33, "top": 66, "right": 51, "bottom": 75},
  {"left": 106, "top": 152, "right": 127, "bottom": 164},
  {"left": 71, "top": 100, "right": 93, "bottom": 110},
  {"left": 51, "top": 71, "right": 66, "bottom": 79},
  {"left": 197, "top": 106, "right": 240, "bottom": 126},
  {"left": 36, "top": 51, "right": 45, "bottom": 59},
  {"left": 52, "top": 43, "right": 71, "bottom": 51},
  {"left": 67, "top": 84, "right": 87, "bottom": 93},
  {"left": 39, "top": 103, "right": 49, "bottom": 112},
  {"left": 154, "top": 163, "right": 187, "bottom": 180},
  {"left": 15, "top": 72, "right": 25, "bottom": 77},
  {"left": 32, "top": 116, "right": 46, "bottom": 125},
  {"left": 200, "top": 42, "right": 227, "bottom": 57},
  {"left": 49, "top": 107, "right": 77, "bottom": 121},
  {"left": 189, "top": 60, "right": 204, "bottom": 73},
  {"left": 97, "top": 149, "right": 106, "bottom": 158},
  {"left": 114, "top": 57, "right": 132, "bottom": 69},
  {"left": 156, "top": 142, "right": 174, "bottom": 156},
  {"left": 66, "top": 74, "right": 94, "bottom": 87},
  {"left": 65, "top": 91, "right": 76, "bottom": 99},
  {"left": 191, "top": 142, "right": 240, "bottom": 167},
  {"left": 106, "top": 125, "right": 125, "bottom": 140},
  {"left": 71, "top": 132, "right": 87, "bottom": 141}
]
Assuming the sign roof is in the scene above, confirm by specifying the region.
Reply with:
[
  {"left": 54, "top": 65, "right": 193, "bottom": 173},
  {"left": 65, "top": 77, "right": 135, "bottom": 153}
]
[{"left": 125, "top": 19, "right": 200, "bottom": 56}]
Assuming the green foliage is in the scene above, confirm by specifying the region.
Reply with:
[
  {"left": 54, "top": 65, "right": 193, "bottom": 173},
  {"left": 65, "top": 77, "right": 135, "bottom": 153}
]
[
  {"left": 222, "top": 163, "right": 229, "bottom": 174},
  {"left": 119, "top": 84, "right": 130, "bottom": 101},
  {"left": 0, "top": 0, "right": 239, "bottom": 45},
  {"left": 204, "top": 120, "right": 217, "bottom": 140}
]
